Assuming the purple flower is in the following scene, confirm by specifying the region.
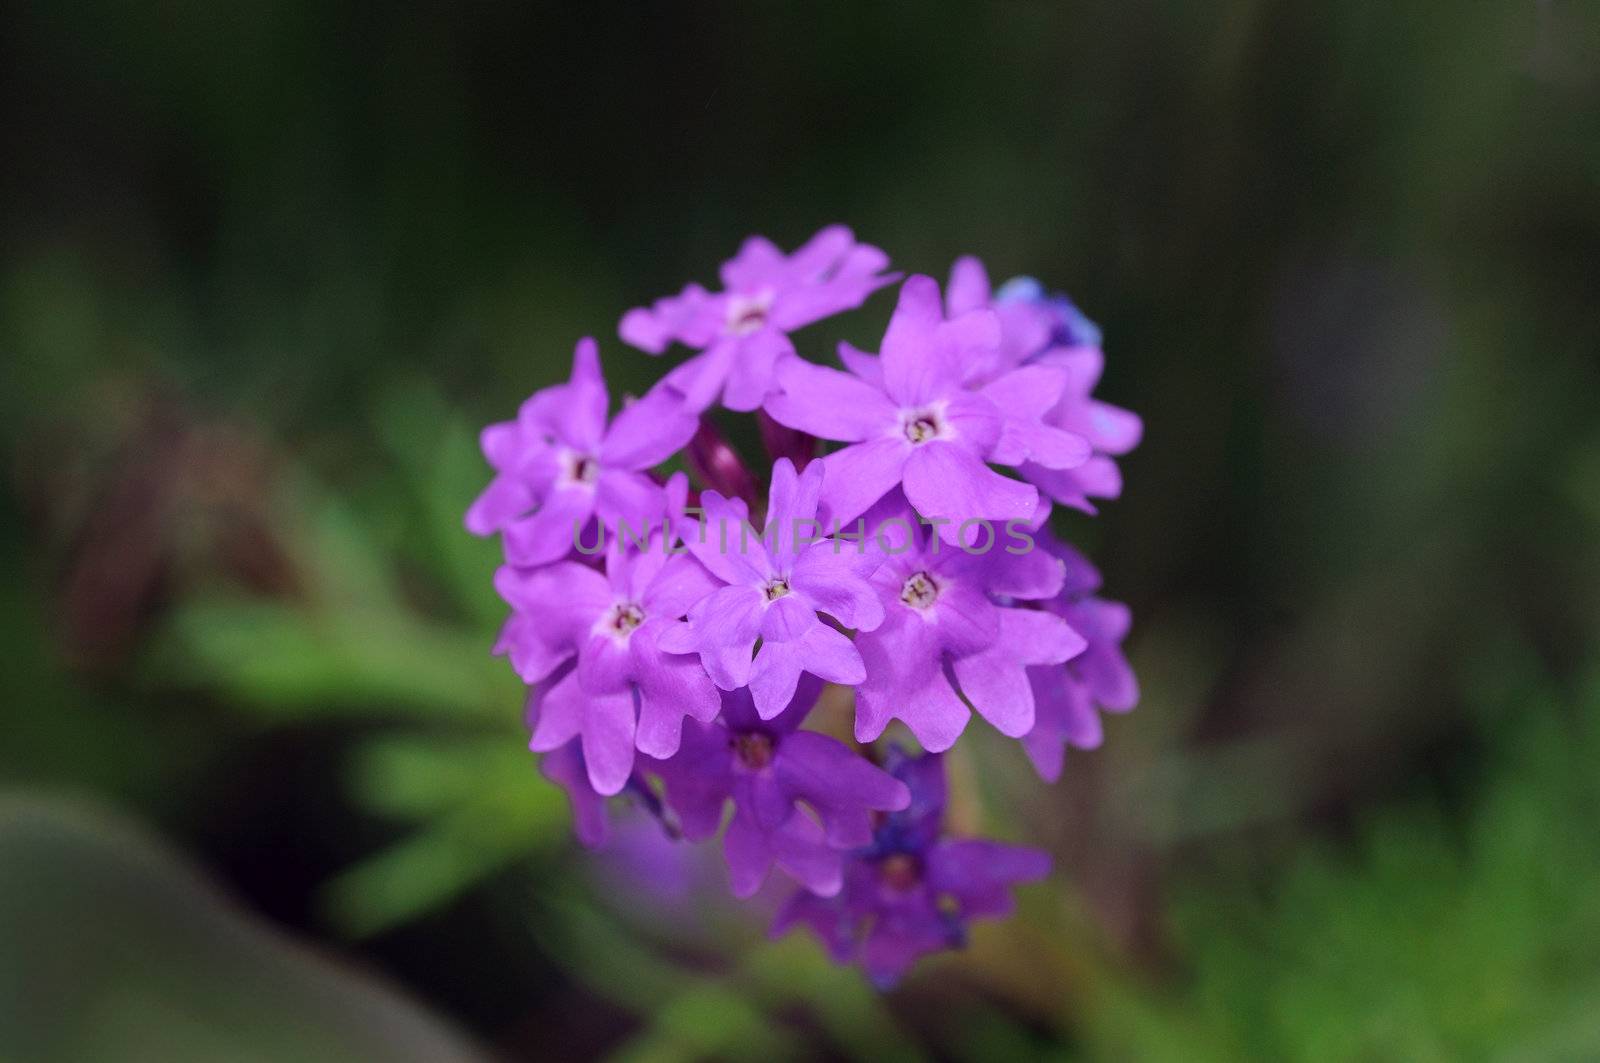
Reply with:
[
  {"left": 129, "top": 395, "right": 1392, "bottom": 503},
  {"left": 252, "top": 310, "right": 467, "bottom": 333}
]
[
  {"left": 1021, "top": 535, "right": 1139, "bottom": 781},
  {"left": 498, "top": 511, "right": 722, "bottom": 795},
  {"left": 529, "top": 670, "right": 674, "bottom": 849},
  {"left": 946, "top": 258, "right": 1106, "bottom": 381},
  {"left": 945, "top": 256, "right": 1056, "bottom": 384},
  {"left": 620, "top": 226, "right": 897, "bottom": 412},
  {"left": 465, "top": 337, "right": 698, "bottom": 566},
  {"left": 995, "top": 276, "right": 1103, "bottom": 348},
  {"left": 946, "top": 258, "right": 1142, "bottom": 514},
  {"left": 772, "top": 750, "right": 1051, "bottom": 988},
  {"left": 649, "top": 679, "right": 910, "bottom": 898},
  {"left": 527, "top": 674, "right": 614, "bottom": 847},
  {"left": 1020, "top": 344, "right": 1143, "bottom": 513},
  {"left": 851, "top": 497, "right": 1087, "bottom": 752},
  {"left": 541, "top": 738, "right": 629, "bottom": 849},
  {"left": 661, "top": 457, "right": 883, "bottom": 719},
  {"left": 765, "top": 275, "right": 1090, "bottom": 544}
]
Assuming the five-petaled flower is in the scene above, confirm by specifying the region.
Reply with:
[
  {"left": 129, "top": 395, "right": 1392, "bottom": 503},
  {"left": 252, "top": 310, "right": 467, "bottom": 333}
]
[
  {"left": 661, "top": 456, "right": 884, "bottom": 719},
  {"left": 772, "top": 748, "right": 1051, "bottom": 988},
  {"left": 498, "top": 502, "right": 721, "bottom": 794},
  {"left": 765, "top": 275, "right": 1091, "bottom": 545},
  {"left": 620, "top": 225, "right": 897, "bottom": 413},
  {"left": 466, "top": 337, "right": 698, "bottom": 566},
  {"left": 850, "top": 496, "right": 1087, "bottom": 751},
  {"left": 649, "top": 679, "right": 910, "bottom": 897}
]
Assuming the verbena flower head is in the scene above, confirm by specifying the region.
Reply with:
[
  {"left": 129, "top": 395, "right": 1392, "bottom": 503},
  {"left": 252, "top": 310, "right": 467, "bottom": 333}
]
[
  {"left": 771, "top": 749, "right": 1051, "bottom": 988},
  {"left": 468, "top": 230, "right": 1142, "bottom": 989},
  {"left": 620, "top": 226, "right": 897, "bottom": 412},
  {"left": 466, "top": 337, "right": 698, "bottom": 566}
]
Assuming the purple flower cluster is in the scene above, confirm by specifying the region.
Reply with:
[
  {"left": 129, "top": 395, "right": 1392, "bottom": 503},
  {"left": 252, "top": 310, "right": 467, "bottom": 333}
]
[{"left": 468, "top": 226, "right": 1141, "bottom": 987}]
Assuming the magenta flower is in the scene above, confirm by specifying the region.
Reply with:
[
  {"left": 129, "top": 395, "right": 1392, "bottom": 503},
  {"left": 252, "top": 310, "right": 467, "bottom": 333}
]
[
  {"left": 497, "top": 519, "right": 722, "bottom": 795},
  {"left": 649, "top": 679, "right": 910, "bottom": 898},
  {"left": 1021, "top": 344, "right": 1143, "bottom": 513},
  {"left": 465, "top": 337, "right": 698, "bottom": 566},
  {"left": 619, "top": 226, "right": 896, "bottom": 412},
  {"left": 1021, "top": 535, "right": 1140, "bottom": 781},
  {"left": 851, "top": 497, "right": 1086, "bottom": 751},
  {"left": 765, "top": 275, "right": 1089, "bottom": 544},
  {"left": 540, "top": 738, "right": 617, "bottom": 849},
  {"left": 945, "top": 258, "right": 1142, "bottom": 513},
  {"left": 945, "top": 255, "right": 1056, "bottom": 384},
  {"left": 661, "top": 457, "right": 883, "bottom": 719},
  {"left": 525, "top": 673, "right": 612, "bottom": 848},
  {"left": 772, "top": 750, "right": 1050, "bottom": 988}
]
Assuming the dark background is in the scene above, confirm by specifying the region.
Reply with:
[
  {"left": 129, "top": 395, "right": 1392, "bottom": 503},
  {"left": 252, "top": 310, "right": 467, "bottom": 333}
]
[{"left": 4, "top": 3, "right": 1599, "bottom": 1059}]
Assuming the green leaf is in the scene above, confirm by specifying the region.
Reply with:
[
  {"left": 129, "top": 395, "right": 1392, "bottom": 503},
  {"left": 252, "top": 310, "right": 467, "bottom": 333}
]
[
  {"left": 153, "top": 599, "right": 515, "bottom": 721},
  {"left": 0, "top": 796, "right": 488, "bottom": 1063}
]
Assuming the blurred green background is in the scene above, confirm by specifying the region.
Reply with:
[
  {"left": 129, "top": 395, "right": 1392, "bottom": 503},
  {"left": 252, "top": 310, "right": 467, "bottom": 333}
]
[{"left": 4, "top": 2, "right": 1599, "bottom": 1060}]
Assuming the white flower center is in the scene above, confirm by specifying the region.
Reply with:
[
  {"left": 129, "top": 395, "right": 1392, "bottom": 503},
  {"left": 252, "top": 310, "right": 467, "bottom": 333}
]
[
  {"left": 762, "top": 578, "right": 791, "bottom": 603},
  {"left": 601, "top": 601, "right": 646, "bottom": 639},
  {"left": 900, "top": 571, "right": 939, "bottom": 609},
  {"left": 563, "top": 450, "right": 600, "bottom": 485},
  {"left": 900, "top": 405, "right": 948, "bottom": 445},
  {"left": 725, "top": 291, "right": 774, "bottom": 336}
]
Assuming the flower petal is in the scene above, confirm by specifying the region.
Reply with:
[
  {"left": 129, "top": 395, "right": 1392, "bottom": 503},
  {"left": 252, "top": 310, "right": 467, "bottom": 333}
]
[
  {"left": 722, "top": 328, "right": 796, "bottom": 412},
  {"left": 464, "top": 473, "right": 535, "bottom": 536},
  {"left": 795, "top": 622, "right": 866, "bottom": 685},
  {"left": 880, "top": 275, "right": 956, "bottom": 406},
  {"left": 553, "top": 338, "right": 610, "bottom": 452},
  {"left": 761, "top": 594, "right": 817, "bottom": 642},
  {"left": 766, "top": 359, "right": 897, "bottom": 443},
  {"left": 632, "top": 621, "right": 720, "bottom": 758},
  {"left": 684, "top": 491, "right": 769, "bottom": 586},
  {"left": 946, "top": 255, "right": 991, "bottom": 316},
  {"left": 683, "top": 584, "right": 765, "bottom": 649},
  {"left": 723, "top": 805, "right": 775, "bottom": 898},
  {"left": 503, "top": 486, "right": 597, "bottom": 567},
  {"left": 770, "top": 813, "right": 843, "bottom": 897},
  {"left": 539, "top": 740, "right": 611, "bottom": 848},
  {"left": 902, "top": 442, "right": 1036, "bottom": 546},
  {"left": 951, "top": 608, "right": 1086, "bottom": 737},
  {"left": 791, "top": 543, "right": 884, "bottom": 631},
  {"left": 601, "top": 385, "right": 699, "bottom": 469},
  {"left": 528, "top": 668, "right": 585, "bottom": 753},
  {"left": 765, "top": 456, "right": 826, "bottom": 567},
  {"left": 748, "top": 639, "right": 806, "bottom": 719},
  {"left": 640, "top": 555, "right": 719, "bottom": 620},
  {"left": 663, "top": 342, "right": 736, "bottom": 413},
  {"left": 817, "top": 438, "right": 910, "bottom": 528},
  {"left": 580, "top": 686, "right": 638, "bottom": 796}
]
